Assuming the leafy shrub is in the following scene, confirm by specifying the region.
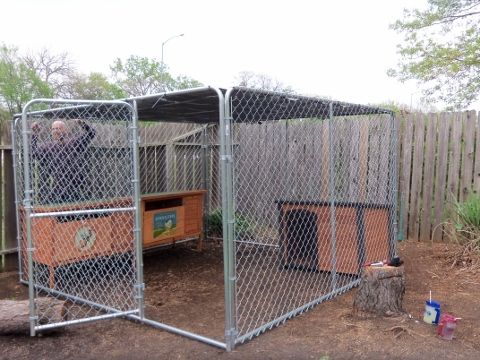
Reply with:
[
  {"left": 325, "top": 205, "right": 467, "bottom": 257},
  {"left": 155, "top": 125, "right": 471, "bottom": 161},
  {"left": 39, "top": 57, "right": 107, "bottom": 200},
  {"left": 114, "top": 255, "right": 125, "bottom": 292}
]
[{"left": 205, "top": 208, "right": 253, "bottom": 238}]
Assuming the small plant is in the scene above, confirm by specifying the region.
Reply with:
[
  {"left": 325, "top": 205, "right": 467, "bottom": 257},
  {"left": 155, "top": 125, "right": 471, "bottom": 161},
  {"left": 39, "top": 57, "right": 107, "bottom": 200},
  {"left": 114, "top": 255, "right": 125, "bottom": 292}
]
[
  {"left": 205, "top": 208, "right": 253, "bottom": 238},
  {"left": 451, "top": 193, "right": 480, "bottom": 244},
  {"left": 442, "top": 192, "right": 480, "bottom": 270}
]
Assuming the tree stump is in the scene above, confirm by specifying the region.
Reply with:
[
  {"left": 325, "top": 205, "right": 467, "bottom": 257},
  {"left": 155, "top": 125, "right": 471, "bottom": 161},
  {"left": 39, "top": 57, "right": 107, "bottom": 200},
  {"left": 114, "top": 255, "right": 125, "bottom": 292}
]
[
  {"left": 353, "top": 265, "right": 405, "bottom": 316},
  {"left": 0, "top": 297, "right": 68, "bottom": 334}
]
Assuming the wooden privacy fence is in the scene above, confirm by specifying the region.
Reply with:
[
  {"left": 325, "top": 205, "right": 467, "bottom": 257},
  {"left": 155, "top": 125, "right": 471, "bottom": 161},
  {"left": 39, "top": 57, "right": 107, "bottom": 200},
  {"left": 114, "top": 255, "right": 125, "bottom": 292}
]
[
  {"left": 2, "top": 110, "right": 480, "bottom": 270},
  {"left": 399, "top": 110, "right": 479, "bottom": 241}
]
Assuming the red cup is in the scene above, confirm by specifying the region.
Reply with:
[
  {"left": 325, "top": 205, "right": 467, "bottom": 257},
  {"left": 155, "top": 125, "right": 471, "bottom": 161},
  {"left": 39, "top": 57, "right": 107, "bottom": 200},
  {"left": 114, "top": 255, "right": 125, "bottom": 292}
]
[{"left": 437, "top": 313, "right": 457, "bottom": 340}]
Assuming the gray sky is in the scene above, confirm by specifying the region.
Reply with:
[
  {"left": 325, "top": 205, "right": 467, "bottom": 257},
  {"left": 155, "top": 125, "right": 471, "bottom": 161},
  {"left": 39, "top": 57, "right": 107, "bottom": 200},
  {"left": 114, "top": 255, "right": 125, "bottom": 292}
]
[{"left": 2, "top": 0, "right": 460, "bottom": 109}]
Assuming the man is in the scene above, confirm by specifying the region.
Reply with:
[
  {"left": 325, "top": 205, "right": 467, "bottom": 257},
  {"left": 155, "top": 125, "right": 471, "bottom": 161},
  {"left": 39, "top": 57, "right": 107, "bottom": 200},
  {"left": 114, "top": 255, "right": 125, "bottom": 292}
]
[{"left": 32, "top": 119, "right": 96, "bottom": 204}]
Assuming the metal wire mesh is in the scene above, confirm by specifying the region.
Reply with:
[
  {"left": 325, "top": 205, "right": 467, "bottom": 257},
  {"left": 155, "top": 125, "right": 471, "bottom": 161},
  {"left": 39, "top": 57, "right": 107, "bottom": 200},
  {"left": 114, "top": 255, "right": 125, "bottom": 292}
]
[
  {"left": 14, "top": 100, "right": 140, "bottom": 332},
  {"left": 12, "top": 89, "right": 397, "bottom": 349},
  {"left": 138, "top": 122, "right": 221, "bottom": 239},
  {"left": 228, "top": 89, "right": 397, "bottom": 342}
]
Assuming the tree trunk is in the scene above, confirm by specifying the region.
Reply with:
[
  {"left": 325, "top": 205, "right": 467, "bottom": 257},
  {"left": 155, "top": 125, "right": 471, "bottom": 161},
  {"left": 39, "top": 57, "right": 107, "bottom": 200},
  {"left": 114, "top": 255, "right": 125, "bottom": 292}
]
[
  {"left": 353, "top": 265, "right": 405, "bottom": 316},
  {"left": 0, "top": 298, "right": 68, "bottom": 334}
]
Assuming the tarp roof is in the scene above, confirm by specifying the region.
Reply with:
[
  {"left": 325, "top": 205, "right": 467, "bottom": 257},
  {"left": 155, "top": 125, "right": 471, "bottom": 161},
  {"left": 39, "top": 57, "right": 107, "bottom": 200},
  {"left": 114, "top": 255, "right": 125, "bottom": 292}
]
[
  {"left": 129, "top": 86, "right": 393, "bottom": 124},
  {"left": 15, "top": 86, "right": 393, "bottom": 123}
]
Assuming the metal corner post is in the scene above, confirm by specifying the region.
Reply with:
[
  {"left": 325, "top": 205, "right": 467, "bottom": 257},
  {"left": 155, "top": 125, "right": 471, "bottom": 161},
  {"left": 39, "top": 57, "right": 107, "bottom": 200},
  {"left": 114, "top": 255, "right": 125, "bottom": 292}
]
[
  {"left": 201, "top": 125, "right": 210, "bottom": 238},
  {"left": 220, "top": 88, "right": 237, "bottom": 351},
  {"left": 328, "top": 102, "right": 338, "bottom": 290},
  {"left": 11, "top": 118, "right": 23, "bottom": 282},
  {"left": 131, "top": 100, "right": 145, "bottom": 318},
  {"left": 389, "top": 112, "right": 399, "bottom": 258},
  {"left": 21, "top": 100, "right": 38, "bottom": 336}
]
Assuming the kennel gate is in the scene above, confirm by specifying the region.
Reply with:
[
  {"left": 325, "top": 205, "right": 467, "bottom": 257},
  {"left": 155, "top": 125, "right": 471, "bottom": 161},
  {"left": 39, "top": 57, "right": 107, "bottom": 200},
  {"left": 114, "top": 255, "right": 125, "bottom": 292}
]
[{"left": 13, "top": 99, "right": 143, "bottom": 335}]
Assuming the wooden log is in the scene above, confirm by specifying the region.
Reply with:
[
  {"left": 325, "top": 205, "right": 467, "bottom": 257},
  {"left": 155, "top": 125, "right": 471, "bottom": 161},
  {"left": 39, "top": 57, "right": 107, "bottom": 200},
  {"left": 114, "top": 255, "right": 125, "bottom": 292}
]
[
  {"left": 353, "top": 265, "right": 405, "bottom": 316},
  {"left": 0, "top": 297, "right": 67, "bottom": 334}
]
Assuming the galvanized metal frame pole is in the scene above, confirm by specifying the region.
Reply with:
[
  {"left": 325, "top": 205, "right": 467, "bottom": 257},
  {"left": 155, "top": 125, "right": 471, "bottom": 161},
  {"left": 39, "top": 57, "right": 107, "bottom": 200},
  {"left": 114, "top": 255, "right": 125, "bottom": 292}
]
[
  {"left": 222, "top": 88, "right": 237, "bottom": 351},
  {"left": 21, "top": 100, "right": 38, "bottom": 336},
  {"left": 389, "top": 112, "right": 399, "bottom": 258},
  {"left": 11, "top": 118, "right": 23, "bottom": 282},
  {"left": 201, "top": 125, "right": 210, "bottom": 238},
  {"left": 328, "top": 102, "right": 338, "bottom": 290},
  {"left": 131, "top": 100, "right": 145, "bottom": 318}
]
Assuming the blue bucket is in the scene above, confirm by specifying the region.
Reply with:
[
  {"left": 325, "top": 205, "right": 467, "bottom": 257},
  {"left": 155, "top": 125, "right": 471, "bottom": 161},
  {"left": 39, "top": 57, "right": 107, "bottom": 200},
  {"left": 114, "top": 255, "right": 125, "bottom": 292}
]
[{"left": 423, "top": 300, "right": 441, "bottom": 325}]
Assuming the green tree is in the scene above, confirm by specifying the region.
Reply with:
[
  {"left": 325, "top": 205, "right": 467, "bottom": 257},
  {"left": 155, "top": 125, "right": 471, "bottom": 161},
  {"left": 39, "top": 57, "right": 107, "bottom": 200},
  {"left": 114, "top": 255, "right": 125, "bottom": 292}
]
[
  {"left": 66, "top": 72, "right": 126, "bottom": 100},
  {"left": 0, "top": 44, "right": 53, "bottom": 114},
  {"left": 110, "top": 55, "right": 202, "bottom": 97},
  {"left": 389, "top": 0, "right": 480, "bottom": 109}
]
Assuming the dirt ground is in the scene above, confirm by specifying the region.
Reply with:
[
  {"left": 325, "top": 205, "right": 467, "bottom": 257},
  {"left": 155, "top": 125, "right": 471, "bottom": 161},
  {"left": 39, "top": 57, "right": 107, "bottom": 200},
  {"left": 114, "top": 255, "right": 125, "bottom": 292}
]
[{"left": 0, "top": 240, "right": 479, "bottom": 360}]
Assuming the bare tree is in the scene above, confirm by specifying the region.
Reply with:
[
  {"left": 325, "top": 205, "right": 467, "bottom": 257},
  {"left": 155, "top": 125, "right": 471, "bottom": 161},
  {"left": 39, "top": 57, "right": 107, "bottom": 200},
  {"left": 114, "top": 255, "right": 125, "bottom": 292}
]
[
  {"left": 23, "top": 48, "right": 76, "bottom": 98},
  {"left": 236, "top": 71, "right": 295, "bottom": 94}
]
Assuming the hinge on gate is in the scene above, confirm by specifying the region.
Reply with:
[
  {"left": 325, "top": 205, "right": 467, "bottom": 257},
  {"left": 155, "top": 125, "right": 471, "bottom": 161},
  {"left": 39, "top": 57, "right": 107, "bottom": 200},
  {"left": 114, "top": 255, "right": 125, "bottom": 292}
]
[
  {"left": 134, "top": 283, "right": 145, "bottom": 299},
  {"left": 220, "top": 155, "right": 233, "bottom": 162},
  {"left": 26, "top": 247, "right": 36, "bottom": 253},
  {"left": 134, "top": 283, "right": 145, "bottom": 291},
  {"left": 29, "top": 315, "right": 39, "bottom": 322}
]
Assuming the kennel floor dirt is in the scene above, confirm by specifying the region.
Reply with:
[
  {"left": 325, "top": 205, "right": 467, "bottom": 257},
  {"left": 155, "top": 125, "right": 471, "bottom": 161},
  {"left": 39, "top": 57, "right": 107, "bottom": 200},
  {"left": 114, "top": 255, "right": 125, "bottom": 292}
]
[{"left": 0, "top": 240, "right": 479, "bottom": 360}]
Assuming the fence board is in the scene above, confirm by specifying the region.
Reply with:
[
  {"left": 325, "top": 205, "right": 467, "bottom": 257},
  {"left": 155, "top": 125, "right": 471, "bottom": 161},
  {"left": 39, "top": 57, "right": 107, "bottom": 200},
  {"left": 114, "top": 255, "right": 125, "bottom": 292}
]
[
  {"left": 321, "top": 121, "right": 330, "bottom": 200},
  {"left": 474, "top": 112, "right": 480, "bottom": 194},
  {"left": 447, "top": 113, "right": 463, "bottom": 203},
  {"left": 334, "top": 119, "right": 348, "bottom": 201},
  {"left": 367, "top": 121, "right": 381, "bottom": 203},
  {"left": 420, "top": 113, "right": 436, "bottom": 240},
  {"left": 409, "top": 114, "right": 425, "bottom": 240},
  {"left": 378, "top": 118, "right": 391, "bottom": 205},
  {"left": 348, "top": 120, "right": 360, "bottom": 202},
  {"left": 357, "top": 121, "right": 369, "bottom": 203},
  {"left": 400, "top": 115, "right": 414, "bottom": 240},
  {"left": 461, "top": 110, "right": 476, "bottom": 201}
]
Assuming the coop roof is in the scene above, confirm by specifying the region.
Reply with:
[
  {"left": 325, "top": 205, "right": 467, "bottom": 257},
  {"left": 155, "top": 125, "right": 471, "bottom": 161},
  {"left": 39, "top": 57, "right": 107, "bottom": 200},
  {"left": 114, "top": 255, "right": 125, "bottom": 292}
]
[{"left": 129, "top": 86, "right": 393, "bottom": 124}]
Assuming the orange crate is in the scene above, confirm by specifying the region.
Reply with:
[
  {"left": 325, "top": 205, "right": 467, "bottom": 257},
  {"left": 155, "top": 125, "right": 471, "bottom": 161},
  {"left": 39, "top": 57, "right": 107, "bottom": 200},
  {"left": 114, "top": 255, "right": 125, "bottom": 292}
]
[{"left": 141, "top": 190, "right": 206, "bottom": 250}]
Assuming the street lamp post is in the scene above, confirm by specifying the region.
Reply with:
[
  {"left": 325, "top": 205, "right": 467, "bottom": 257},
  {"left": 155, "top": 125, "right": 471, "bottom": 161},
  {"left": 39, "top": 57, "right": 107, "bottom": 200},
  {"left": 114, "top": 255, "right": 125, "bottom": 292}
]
[{"left": 161, "top": 33, "right": 184, "bottom": 91}]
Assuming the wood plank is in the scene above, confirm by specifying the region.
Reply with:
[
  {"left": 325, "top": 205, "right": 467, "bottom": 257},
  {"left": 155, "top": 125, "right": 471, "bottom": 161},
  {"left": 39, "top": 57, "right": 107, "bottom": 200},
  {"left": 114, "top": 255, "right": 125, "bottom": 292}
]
[
  {"left": 265, "top": 121, "right": 278, "bottom": 225},
  {"left": 447, "top": 113, "right": 463, "bottom": 203},
  {"left": 357, "top": 121, "right": 369, "bottom": 203},
  {"left": 321, "top": 121, "right": 330, "bottom": 201},
  {"left": 461, "top": 110, "right": 476, "bottom": 200},
  {"left": 473, "top": 112, "right": 480, "bottom": 194},
  {"left": 304, "top": 121, "right": 318, "bottom": 200},
  {"left": 348, "top": 119, "right": 361, "bottom": 202},
  {"left": 377, "top": 116, "right": 391, "bottom": 205},
  {"left": 332, "top": 119, "right": 347, "bottom": 201},
  {"left": 341, "top": 118, "right": 353, "bottom": 202},
  {"left": 432, "top": 113, "right": 450, "bottom": 241},
  {"left": 401, "top": 114, "right": 414, "bottom": 240},
  {"left": 419, "top": 113, "right": 436, "bottom": 241},
  {"left": 408, "top": 113, "right": 425, "bottom": 241},
  {"left": 367, "top": 120, "right": 381, "bottom": 203}
]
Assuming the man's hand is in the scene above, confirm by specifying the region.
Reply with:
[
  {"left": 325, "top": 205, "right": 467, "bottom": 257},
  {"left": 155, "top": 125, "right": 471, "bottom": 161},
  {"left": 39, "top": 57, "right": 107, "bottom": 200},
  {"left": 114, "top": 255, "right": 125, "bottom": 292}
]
[{"left": 31, "top": 122, "right": 41, "bottom": 133}]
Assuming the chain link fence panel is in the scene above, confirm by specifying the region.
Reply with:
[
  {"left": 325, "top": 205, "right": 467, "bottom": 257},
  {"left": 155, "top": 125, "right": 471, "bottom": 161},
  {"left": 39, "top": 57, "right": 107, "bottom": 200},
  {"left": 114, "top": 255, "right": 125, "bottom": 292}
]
[
  {"left": 14, "top": 100, "right": 141, "bottom": 333},
  {"left": 228, "top": 89, "right": 397, "bottom": 343}
]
